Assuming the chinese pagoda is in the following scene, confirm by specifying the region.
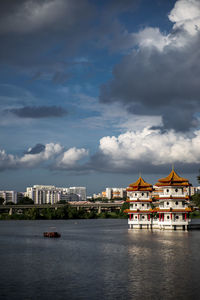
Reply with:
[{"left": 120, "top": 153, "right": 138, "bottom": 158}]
[
  {"left": 125, "top": 169, "right": 193, "bottom": 230},
  {"left": 126, "top": 176, "right": 153, "bottom": 229},
  {"left": 154, "top": 168, "right": 192, "bottom": 230}
]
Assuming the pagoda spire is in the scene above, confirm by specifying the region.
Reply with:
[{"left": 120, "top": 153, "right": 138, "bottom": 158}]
[{"left": 155, "top": 168, "right": 191, "bottom": 187}]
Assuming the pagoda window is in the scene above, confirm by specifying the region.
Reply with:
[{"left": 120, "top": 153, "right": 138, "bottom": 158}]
[
  {"left": 166, "top": 189, "right": 169, "bottom": 193},
  {"left": 135, "top": 216, "right": 137, "bottom": 219},
  {"left": 142, "top": 204, "right": 144, "bottom": 207},
  {"left": 175, "top": 188, "right": 178, "bottom": 193},
  {"left": 135, "top": 204, "right": 137, "bottom": 207},
  {"left": 142, "top": 216, "right": 145, "bottom": 219},
  {"left": 142, "top": 193, "right": 144, "bottom": 196},
  {"left": 135, "top": 193, "right": 137, "bottom": 196},
  {"left": 167, "top": 202, "right": 169, "bottom": 205},
  {"left": 176, "top": 216, "right": 179, "bottom": 219},
  {"left": 167, "top": 216, "right": 170, "bottom": 219},
  {"left": 175, "top": 201, "right": 178, "bottom": 205}
]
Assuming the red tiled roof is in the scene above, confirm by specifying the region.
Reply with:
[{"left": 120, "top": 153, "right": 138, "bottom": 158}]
[{"left": 127, "top": 176, "right": 153, "bottom": 192}]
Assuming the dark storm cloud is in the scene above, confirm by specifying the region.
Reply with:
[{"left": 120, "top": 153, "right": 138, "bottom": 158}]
[
  {"left": 0, "top": 0, "right": 95, "bottom": 80},
  {"left": 51, "top": 150, "right": 200, "bottom": 176},
  {"left": 100, "top": 32, "right": 200, "bottom": 131},
  {"left": 81, "top": 151, "right": 199, "bottom": 176},
  {"left": 25, "top": 144, "right": 45, "bottom": 155},
  {"left": 0, "top": 0, "right": 139, "bottom": 82},
  {"left": 8, "top": 106, "right": 67, "bottom": 118}
]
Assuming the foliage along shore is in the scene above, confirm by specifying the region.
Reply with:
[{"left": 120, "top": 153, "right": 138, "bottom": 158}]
[{"left": 0, "top": 202, "right": 129, "bottom": 220}]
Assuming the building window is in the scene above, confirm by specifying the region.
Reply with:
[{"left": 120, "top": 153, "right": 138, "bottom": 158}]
[
  {"left": 167, "top": 216, "right": 170, "bottom": 219},
  {"left": 142, "top": 216, "right": 145, "bottom": 219},
  {"left": 175, "top": 188, "right": 178, "bottom": 193},
  {"left": 135, "top": 193, "right": 137, "bottom": 196},
  {"left": 167, "top": 202, "right": 169, "bottom": 205},
  {"left": 135, "top": 216, "right": 137, "bottom": 219},
  {"left": 135, "top": 204, "right": 137, "bottom": 207},
  {"left": 176, "top": 216, "right": 179, "bottom": 219},
  {"left": 167, "top": 189, "right": 169, "bottom": 193},
  {"left": 142, "top": 193, "right": 144, "bottom": 196},
  {"left": 176, "top": 201, "right": 178, "bottom": 205},
  {"left": 142, "top": 204, "right": 144, "bottom": 206}
]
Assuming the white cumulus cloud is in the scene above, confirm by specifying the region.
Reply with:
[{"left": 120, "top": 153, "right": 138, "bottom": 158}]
[
  {"left": 99, "top": 128, "right": 200, "bottom": 167},
  {"left": 56, "top": 147, "right": 89, "bottom": 168},
  {"left": 169, "top": 0, "right": 200, "bottom": 36},
  {"left": 133, "top": 0, "right": 200, "bottom": 52},
  {"left": 19, "top": 143, "right": 63, "bottom": 167},
  {"left": 0, "top": 143, "right": 88, "bottom": 171}
]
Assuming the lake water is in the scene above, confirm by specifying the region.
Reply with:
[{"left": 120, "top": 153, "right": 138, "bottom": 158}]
[{"left": 1, "top": 219, "right": 200, "bottom": 300}]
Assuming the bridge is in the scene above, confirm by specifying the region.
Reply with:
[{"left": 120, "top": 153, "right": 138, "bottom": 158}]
[{"left": 0, "top": 202, "right": 124, "bottom": 215}]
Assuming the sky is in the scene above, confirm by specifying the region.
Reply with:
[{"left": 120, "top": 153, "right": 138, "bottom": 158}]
[{"left": 1, "top": 0, "right": 200, "bottom": 194}]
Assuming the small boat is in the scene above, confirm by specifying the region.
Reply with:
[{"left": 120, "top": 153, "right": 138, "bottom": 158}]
[{"left": 43, "top": 232, "right": 61, "bottom": 238}]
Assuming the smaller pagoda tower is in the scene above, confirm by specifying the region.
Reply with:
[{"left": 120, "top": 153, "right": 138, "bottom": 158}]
[
  {"left": 125, "top": 176, "right": 153, "bottom": 229},
  {"left": 154, "top": 169, "right": 192, "bottom": 230}
]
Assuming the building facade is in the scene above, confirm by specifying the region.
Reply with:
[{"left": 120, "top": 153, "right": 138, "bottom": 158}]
[
  {"left": 105, "top": 187, "right": 127, "bottom": 200},
  {"left": 0, "top": 190, "right": 19, "bottom": 204},
  {"left": 69, "top": 187, "right": 86, "bottom": 201},
  {"left": 25, "top": 185, "right": 86, "bottom": 204},
  {"left": 126, "top": 177, "right": 154, "bottom": 229},
  {"left": 125, "top": 169, "right": 193, "bottom": 230}
]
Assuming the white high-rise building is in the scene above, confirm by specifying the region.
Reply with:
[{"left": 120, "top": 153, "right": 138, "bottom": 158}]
[
  {"left": 26, "top": 185, "right": 61, "bottom": 204},
  {"left": 0, "top": 191, "right": 18, "bottom": 204},
  {"left": 25, "top": 185, "right": 87, "bottom": 204}
]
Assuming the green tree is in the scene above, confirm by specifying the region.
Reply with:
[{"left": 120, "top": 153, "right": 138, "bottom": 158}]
[
  {"left": 119, "top": 201, "right": 129, "bottom": 218},
  {"left": 57, "top": 200, "right": 67, "bottom": 204},
  {"left": 5, "top": 201, "right": 15, "bottom": 205},
  {"left": 197, "top": 170, "right": 200, "bottom": 184},
  {"left": 18, "top": 197, "right": 34, "bottom": 205},
  {"left": 0, "top": 197, "right": 5, "bottom": 205},
  {"left": 24, "top": 208, "right": 39, "bottom": 220},
  {"left": 191, "top": 193, "right": 200, "bottom": 208}
]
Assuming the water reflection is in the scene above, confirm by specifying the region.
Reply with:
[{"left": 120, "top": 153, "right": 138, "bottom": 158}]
[
  {"left": 0, "top": 220, "right": 200, "bottom": 300},
  {"left": 127, "top": 230, "right": 198, "bottom": 299}
]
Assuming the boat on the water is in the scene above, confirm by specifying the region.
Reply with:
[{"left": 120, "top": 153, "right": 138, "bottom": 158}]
[{"left": 43, "top": 232, "right": 61, "bottom": 238}]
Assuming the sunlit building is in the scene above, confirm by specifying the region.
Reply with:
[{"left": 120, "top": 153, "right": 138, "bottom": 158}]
[
  {"left": 125, "top": 169, "right": 193, "bottom": 231},
  {"left": 126, "top": 177, "right": 153, "bottom": 229},
  {"left": 106, "top": 187, "right": 126, "bottom": 199},
  {"left": 25, "top": 185, "right": 86, "bottom": 204},
  {"left": 154, "top": 169, "right": 192, "bottom": 230},
  {"left": 0, "top": 190, "right": 18, "bottom": 204}
]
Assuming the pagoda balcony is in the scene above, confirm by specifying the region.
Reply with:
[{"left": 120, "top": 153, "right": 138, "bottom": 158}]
[
  {"left": 156, "top": 220, "right": 191, "bottom": 225},
  {"left": 128, "top": 219, "right": 191, "bottom": 225},
  {"left": 158, "top": 194, "right": 187, "bottom": 198},
  {"left": 158, "top": 204, "right": 188, "bottom": 209},
  {"left": 129, "top": 197, "right": 151, "bottom": 201},
  {"left": 128, "top": 220, "right": 152, "bottom": 225}
]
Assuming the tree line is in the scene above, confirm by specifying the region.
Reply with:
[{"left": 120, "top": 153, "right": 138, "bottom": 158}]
[{"left": 0, "top": 202, "right": 129, "bottom": 220}]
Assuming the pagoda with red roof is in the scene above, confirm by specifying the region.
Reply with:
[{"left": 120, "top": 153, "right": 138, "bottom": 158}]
[
  {"left": 154, "top": 168, "right": 192, "bottom": 230},
  {"left": 125, "top": 169, "right": 193, "bottom": 230},
  {"left": 125, "top": 176, "right": 154, "bottom": 229}
]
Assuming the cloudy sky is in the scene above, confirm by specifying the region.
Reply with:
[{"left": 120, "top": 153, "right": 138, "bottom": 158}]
[{"left": 1, "top": 0, "right": 200, "bottom": 194}]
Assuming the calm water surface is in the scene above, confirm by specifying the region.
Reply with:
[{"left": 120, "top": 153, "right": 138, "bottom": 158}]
[{"left": 0, "top": 219, "right": 200, "bottom": 300}]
